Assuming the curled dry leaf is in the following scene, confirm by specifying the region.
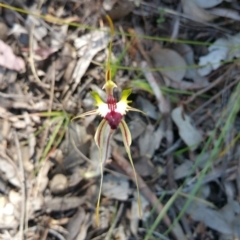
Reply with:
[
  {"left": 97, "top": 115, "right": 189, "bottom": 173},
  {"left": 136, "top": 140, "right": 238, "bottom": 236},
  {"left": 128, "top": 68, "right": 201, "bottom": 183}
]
[
  {"left": 171, "top": 106, "right": 202, "bottom": 150},
  {"left": 0, "top": 40, "right": 25, "bottom": 72},
  {"left": 150, "top": 44, "right": 187, "bottom": 84}
]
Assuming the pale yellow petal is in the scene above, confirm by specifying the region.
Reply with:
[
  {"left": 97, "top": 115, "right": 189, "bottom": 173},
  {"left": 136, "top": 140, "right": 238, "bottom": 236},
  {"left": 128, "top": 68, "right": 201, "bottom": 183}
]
[{"left": 119, "top": 119, "right": 142, "bottom": 219}]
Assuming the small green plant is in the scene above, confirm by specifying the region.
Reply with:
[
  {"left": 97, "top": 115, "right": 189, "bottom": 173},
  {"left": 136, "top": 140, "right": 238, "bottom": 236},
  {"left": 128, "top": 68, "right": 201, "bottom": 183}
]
[{"left": 157, "top": 8, "right": 166, "bottom": 24}]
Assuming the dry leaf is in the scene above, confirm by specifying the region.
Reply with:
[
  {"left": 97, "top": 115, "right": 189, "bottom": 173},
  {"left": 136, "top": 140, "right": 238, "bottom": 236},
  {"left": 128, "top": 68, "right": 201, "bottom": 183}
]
[
  {"left": 183, "top": 199, "right": 240, "bottom": 237},
  {"left": 198, "top": 38, "right": 229, "bottom": 76},
  {"left": 174, "top": 160, "right": 193, "bottom": 180},
  {"left": 134, "top": 157, "right": 155, "bottom": 177},
  {"left": 141, "top": 61, "right": 170, "bottom": 114},
  {"left": 198, "top": 33, "right": 240, "bottom": 76},
  {"left": 67, "top": 208, "right": 87, "bottom": 240},
  {"left": 138, "top": 124, "right": 163, "bottom": 158},
  {"left": 194, "top": 0, "right": 223, "bottom": 8},
  {"left": 208, "top": 8, "right": 240, "bottom": 21},
  {"left": 171, "top": 106, "right": 202, "bottom": 150},
  {"left": 136, "top": 96, "right": 158, "bottom": 120},
  {"left": 150, "top": 44, "right": 187, "bottom": 84},
  {"left": 65, "top": 27, "right": 110, "bottom": 101},
  {"left": 181, "top": 0, "right": 216, "bottom": 22},
  {"left": 172, "top": 44, "right": 209, "bottom": 85},
  {"left": 0, "top": 40, "right": 25, "bottom": 72},
  {"left": 102, "top": 174, "right": 130, "bottom": 201}
]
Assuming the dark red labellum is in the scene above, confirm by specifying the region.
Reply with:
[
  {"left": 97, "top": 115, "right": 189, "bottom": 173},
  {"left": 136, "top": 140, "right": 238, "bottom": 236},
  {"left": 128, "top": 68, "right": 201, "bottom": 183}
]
[{"left": 105, "top": 111, "right": 123, "bottom": 129}]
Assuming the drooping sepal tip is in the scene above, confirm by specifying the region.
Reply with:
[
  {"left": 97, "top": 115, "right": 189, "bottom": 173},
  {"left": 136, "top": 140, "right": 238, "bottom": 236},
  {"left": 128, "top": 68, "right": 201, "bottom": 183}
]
[
  {"left": 94, "top": 119, "right": 114, "bottom": 226},
  {"left": 119, "top": 120, "right": 142, "bottom": 219}
]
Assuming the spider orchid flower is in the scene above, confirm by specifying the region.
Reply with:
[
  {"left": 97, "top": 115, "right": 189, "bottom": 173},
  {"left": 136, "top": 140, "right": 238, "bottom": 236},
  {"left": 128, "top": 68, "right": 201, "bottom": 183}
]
[
  {"left": 73, "top": 15, "right": 144, "bottom": 226},
  {"left": 73, "top": 80, "right": 144, "bottom": 225}
]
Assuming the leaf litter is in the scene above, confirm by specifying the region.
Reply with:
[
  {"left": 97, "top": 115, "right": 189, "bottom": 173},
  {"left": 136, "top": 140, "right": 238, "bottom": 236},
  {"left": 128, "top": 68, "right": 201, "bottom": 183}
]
[{"left": 0, "top": 1, "right": 240, "bottom": 240}]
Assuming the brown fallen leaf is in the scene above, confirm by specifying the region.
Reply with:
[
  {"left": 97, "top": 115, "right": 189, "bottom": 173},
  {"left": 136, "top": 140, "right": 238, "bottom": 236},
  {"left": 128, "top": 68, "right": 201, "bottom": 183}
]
[{"left": 0, "top": 40, "right": 25, "bottom": 72}]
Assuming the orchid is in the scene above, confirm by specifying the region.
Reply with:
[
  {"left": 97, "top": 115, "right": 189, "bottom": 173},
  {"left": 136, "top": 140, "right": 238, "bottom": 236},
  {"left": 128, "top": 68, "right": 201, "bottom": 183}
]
[{"left": 73, "top": 15, "right": 144, "bottom": 226}]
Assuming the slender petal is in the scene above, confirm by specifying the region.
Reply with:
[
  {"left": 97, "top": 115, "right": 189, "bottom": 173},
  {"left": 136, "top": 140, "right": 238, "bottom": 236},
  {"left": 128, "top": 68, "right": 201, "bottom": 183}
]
[
  {"left": 126, "top": 106, "right": 146, "bottom": 115},
  {"left": 71, "top": 109, "right": 98, "bottom": 121},
  {"left": 94, "top": 119, "right": 113, "bottom": 226},
  {"left": 119, "top": 119, "right": 142, "bottom": 219}
]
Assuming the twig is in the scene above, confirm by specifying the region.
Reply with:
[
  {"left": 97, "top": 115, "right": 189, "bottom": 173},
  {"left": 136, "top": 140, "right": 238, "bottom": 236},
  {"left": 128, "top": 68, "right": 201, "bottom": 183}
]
[
  {"left": 104, "top": 203, "right": 124, "bottom": 240},
  {"left": 112, "top": 148, "right": 185, "bottom": 240},
  {"left": 13, "top": 131, "right": 26, "bottom": 240}
]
